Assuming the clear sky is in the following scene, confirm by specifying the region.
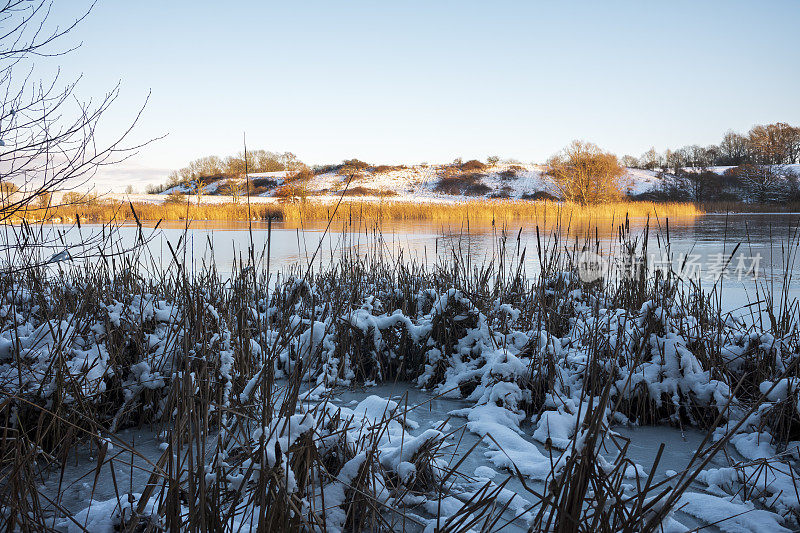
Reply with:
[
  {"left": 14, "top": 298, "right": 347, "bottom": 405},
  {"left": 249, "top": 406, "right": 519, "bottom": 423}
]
[{"left": 46, "top": 0, "right": 800, "bottom": 191}]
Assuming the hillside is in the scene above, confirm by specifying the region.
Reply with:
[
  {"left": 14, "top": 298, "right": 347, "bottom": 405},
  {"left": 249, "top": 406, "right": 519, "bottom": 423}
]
[
  {"left": 152, "top": 163, "right": 800, "bottom": 204},
  {"left": 156, "top": 164, "right": 660, "bottom": 201}
]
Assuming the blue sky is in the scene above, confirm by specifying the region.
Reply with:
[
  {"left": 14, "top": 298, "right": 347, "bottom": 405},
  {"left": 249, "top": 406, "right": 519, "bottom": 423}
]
[{"left": 47, "top": 1, "right": 800, "bottom": 191}]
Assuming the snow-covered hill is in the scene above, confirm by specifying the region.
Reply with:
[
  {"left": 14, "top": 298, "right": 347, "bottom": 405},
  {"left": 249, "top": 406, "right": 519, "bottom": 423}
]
[
  {"left": 156, "top": 164, "right": 659, "bottom": 201},
  {"left": 152, "top": 163, "right": 800, "bottom": 203}
]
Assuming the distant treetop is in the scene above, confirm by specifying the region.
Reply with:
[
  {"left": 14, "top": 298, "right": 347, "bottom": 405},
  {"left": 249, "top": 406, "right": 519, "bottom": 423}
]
[{"left": 149, "top": 150, "right": 300, "bottom": 193}]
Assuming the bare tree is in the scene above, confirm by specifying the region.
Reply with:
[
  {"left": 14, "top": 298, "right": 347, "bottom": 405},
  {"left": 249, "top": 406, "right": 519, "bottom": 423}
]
[
  {"left": 220, "top": 179, "right": 244, "bottom": 202},
  {"left": 545, "top": 141, "right": 626, "bottom": 204},
  {"left": 684, "top": 145, "right": 714, "bottom": 170},
  {"left": 783, "top": 125, "right": 800, "bottom": 164},
  {"left": 747, "top": 123, "right": 800, "bottom": 165},
  {"left": 678, "top": 169, "right": 725, "bottom": 202},
  {"left": 729, "top": 163, "right": 788, "bottom": 203},
  {"left": 663, "top": 149, "right": 686, "bottom": 174},
  {"left": 719, "top": 131, "right": 750, "bottom": 166},
  {"left": 195, "top": 178, "right": 206, "bottom": 205},
  {"left": 639, "top": 147, "right": 662, "bottom": 171},
  {"left": 0, "top": 1, "right": 157, "bottom": 278},
  {"left": 0, "top": 1, "right": 152, "bottom": 223},
  {"left": 620, "top": 155, "right": 639, "bottom": 168}
]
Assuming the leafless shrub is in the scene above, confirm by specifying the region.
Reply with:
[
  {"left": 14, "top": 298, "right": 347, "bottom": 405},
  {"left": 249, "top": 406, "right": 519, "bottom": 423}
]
[
  {"left": 460, "top": 159, "right": 487, "bottom": 171},
  {"left": 489, "top": 185, "right": 514, "bottom": 198},
  {"left": 498, "top": 168, "right": 519, "bottom": 180},
  {"left": 251, "top": 177, "right": 278, "bottom": 189},
  {"left": 435, "top": 172, "right": 490, "bottom": 196}
]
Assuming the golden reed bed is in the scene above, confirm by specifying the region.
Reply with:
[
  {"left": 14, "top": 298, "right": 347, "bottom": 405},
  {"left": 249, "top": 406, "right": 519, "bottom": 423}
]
[
  {"left": 280, "top": 199, "right": 701, "bottom": 223},
  {"left": 6, "top": 197, "right": 702, "bottom": 225}
]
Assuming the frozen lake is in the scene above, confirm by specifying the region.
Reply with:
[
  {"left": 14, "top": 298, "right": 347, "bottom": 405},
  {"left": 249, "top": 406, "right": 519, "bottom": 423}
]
[{"left": 13, "top": 212, "right": 800, "bottom": 316}]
